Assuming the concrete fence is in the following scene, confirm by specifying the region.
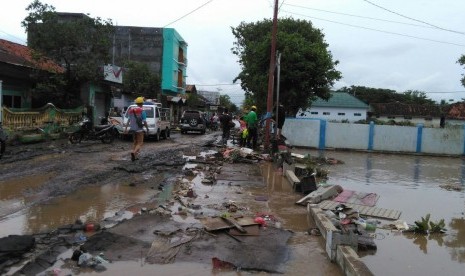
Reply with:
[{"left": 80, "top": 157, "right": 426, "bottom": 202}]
[
  {"left": 1, "top": 104, "right": 84, "bottom": 131},
  {"left": 283, "top": 118, "right": 465, "bottom": 156}
]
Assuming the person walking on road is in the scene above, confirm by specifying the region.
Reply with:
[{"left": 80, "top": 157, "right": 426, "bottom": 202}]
[
  {"left": 124, "top": 96, "right": 149, "bottom": 161},
  {"left": 219, "top": 108, "right": 233, "bottom": 146},
  {"left": 245, "top": 105, "right": 258, "bottom": 150}
]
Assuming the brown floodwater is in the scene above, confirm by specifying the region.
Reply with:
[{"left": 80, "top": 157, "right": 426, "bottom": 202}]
[
  {"left": 2, "top": 147, "right": 464, "bottom": 275},
  {"left": 0, "top": 172, "right": 165, "bottom": 237},
  {"left": 293, "top": 149, "right": 465, "bottom": 276}
]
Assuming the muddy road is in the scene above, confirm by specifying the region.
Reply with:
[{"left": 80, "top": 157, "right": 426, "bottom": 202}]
[
  {"left": 0, "top": 132, "right": 206, "bottom": 223},
  {"left": 0, "top": 132, "right": 340, "bottom": 275}
]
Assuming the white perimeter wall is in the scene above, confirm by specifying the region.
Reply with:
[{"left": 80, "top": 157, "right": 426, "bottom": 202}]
[{"left": 283, "top": 118, "right": 465, "bottom": 156}]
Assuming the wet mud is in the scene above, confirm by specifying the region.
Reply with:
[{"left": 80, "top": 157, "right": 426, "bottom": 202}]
[{"left": 0, "top": 133, "right": 340, "bottom": 275}]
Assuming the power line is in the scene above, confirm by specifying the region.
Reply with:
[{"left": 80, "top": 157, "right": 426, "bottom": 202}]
[
  {"left": 195, "top": 83, "right": 241, "bottom": 86},
  {"left": 361, "top": 0, "right": 465, "bottom": 35},
  {"left": 283, "top": 3, "right": 438, "bottom": 30},
  {"left": 423, "top": 91, "right": 465, "bottom": 94},
  {"left": 281, "top": 10, "right": 465, "bottom": 47},
  {"left": 0, "top": 30, "right": 27, "bottom": 45},
  {"left": 163, "top": 0, "right": 214, "bottom": 27}
]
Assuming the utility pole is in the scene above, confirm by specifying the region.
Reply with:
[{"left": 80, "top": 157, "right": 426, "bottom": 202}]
[
  {"left": 275, "top": 52, "right": 281, "bottom": 136},
  {"left": 0, "top": 80, "right": 3, "bottom": 123},
  {"left": 264, "top": 0, "right": 279, "bottom": 149}
]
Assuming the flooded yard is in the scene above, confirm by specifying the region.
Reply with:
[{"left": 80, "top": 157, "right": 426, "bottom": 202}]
[{"left": 293, "top": 149, "right": 465, "bottom": 275}]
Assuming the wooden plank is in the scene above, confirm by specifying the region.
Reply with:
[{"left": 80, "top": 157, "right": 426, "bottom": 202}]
[
  {"left": 229, "top": 225, "right": 260, "bottom": 236},
  {"left": 200, "top": 217, "right": 258, "bottom": 231},
  {"left": 222, "top": 217, "right": 247, "bottom": 233},
  {"left": 317, "top": 200, "right": 402, "bottom": 220}
]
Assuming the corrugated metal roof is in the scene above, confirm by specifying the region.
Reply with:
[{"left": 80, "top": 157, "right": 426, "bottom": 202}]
[
  {"left": 312, "top": 92, "right": 369, "bottom": 109},
  {"left": 370, "top": 103, "right": 442, "bottom": 117}
]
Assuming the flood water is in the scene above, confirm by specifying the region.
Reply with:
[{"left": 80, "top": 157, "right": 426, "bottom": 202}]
[
  {"left": 2, "top": 147, "right": 465, "bottom": 275},
  {"left": 0, "top": 172, "right": 166, "bottom": 237},
  {"left": 293, "top": 149, "right": 465, "bottom": 276}
]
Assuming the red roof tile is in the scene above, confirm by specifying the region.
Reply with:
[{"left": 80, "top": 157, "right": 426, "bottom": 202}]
[{"left": 0, "top": 39, "right": 64, "bottom": 73}]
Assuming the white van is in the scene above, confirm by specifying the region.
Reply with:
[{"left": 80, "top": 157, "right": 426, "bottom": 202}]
[{"left": 119, "top": 101, "right": 171, "bottom": 140}]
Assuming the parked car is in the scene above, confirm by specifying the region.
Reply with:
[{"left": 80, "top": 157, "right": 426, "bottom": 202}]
[
  {"left": 118, "top": 100, "right": 171, "bottom": 140},
  {"left": 180, "top": 110, "right": 207, "bottom": 134}
]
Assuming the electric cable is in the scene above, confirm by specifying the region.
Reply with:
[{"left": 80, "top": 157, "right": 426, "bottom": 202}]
[{"left": 361, "top": 0, "right": 465, "bottom": 35}]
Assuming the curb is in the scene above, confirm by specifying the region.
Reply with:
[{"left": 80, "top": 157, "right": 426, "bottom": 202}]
[{"left": 308, "top": 205, "right": 374, "bottom": 276}]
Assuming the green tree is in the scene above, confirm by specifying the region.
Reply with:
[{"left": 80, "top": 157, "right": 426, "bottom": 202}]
[
  {"left": 123, "top": 61, "right": 160, "bottom": 99},
  {"left": 232, "top": 18, "right": 342, "bottom": 115},
  {"left": 402, "top": 90, "right": 434, "bottom": 105},
  {"left": 21, "top": 0, "right": 114, "bottom": 107},
  {"left": 459, "top": 55, "right": 465, "bottom": 87},
  {"left": 219, "top": 94, "right": 238, "bottom": 113},
  {"left": 340, "top": 86, "right": 434, "bottom": 105},
  {"left": 186, "top": 93, "right": 204, "bottom": 109}
]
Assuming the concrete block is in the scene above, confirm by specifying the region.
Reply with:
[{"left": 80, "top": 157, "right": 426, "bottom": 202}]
[
  {"left": 337, "top": 246, "right": 374, "bottom": 276},
  {"left": 285, "top": 169, "right": 300, "bottom": 190}
]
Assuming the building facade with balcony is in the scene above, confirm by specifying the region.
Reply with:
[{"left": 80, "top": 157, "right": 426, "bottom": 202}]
[{"left": 111, "top": 26, "right": 187, "bottom": 109}]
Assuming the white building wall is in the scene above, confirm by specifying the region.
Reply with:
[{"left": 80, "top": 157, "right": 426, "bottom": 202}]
[{"left": 297, "top": 107, "right": 367, "bottom": 122}]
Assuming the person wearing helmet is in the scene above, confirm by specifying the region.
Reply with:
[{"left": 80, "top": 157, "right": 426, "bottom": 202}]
[
  {"left": 124, "top": 96, "right": 149, "bottom": 161},
  {"left": 245, "top": 105, "right": 258, "bottom": 150}
]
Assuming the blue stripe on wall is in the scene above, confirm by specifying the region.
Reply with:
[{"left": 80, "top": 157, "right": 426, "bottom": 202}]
[
  {"left": 368, "top": 121, "right": 374, "bottom": 150},
  {"left": 319, "top": 120, "right": 326, "bottom": 150},
  {"left": 416, "top": 124, "right": 423, "bottom": 153},
  {"left": 463, "top": 124, "right": 465, "bottom": 155}
]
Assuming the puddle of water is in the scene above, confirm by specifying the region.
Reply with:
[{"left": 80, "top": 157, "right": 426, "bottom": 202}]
[
  {"left": 0, "top": 173, "right": 53, "bottom": 201},
  {"left": 252, "top": 162, "right": 342, "bottom": 275},
  {"left": 0, "top": 174, "right": 54, "bottom": 219},
  {"left": 293, "top": 149, "right": 465, "bottom": 275},
  {"left": 0, "top": 174, "right": 164, "bottom": 238}
]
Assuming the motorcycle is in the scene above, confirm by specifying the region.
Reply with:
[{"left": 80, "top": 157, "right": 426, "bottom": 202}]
[
  {"left": 0, "top": 122, "right": 7, "bottom": 159},
  {"left": 69, "top": 117, "right": 117, "bottom": 144}
]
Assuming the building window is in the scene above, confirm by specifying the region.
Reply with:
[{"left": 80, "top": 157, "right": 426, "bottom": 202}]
[
  {"left": 387, "top": 116, "right": 395, "bottom": 119},
  {"left": 2, "top": 95, "right": 22, "bottom": 108},
  {"left": 354, "top": 113, "right": 362, "bottom": 116},
  {"left": 323, "top": 112, "right": 330, "bottom": 115},
  {"left": 404, "top": 116, "right": 412, "bottom": 120},
  {"left": 425, "top": 117, "right": 432, "bottom": 121},
  {"left": 310, "top": 111, "right": 318, "bottom": 115},
  {"left": 338, "top": 112, "right": 345, "bottom": 116}
]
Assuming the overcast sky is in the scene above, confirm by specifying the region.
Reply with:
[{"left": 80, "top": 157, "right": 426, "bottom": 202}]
[{"left": 1, "top": 0, "right": 465, "bottom": 106}]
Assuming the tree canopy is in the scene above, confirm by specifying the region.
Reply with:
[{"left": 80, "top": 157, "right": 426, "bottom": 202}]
[
  {"left": 338, "top": 86, "right": 436, "bottom": 105},
  {"left": 21, "top": 0, "right": 114, "bottom": 107},
  {"left": 219, "top": 94, "right": 238, "bottom": 113},
  {"left": 123, "top": 61, "right": 160, "bottom": 100},
  {"left": 459, "top": 55, "right": 465, "bottom": 87},
  {"left": 231, "top": 18, "right": 342, "bottom": 115}
]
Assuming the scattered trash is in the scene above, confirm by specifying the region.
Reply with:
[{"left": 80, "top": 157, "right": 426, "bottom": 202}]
[
  {"left": 307, "top": 227, "right": 321, "bottom": 236},
  {"left": 254, "top": 217, "right": 266, "bottom": 226},
  {"left": 254, "top": 195, "right": 268, "bottom": 201},
  {"left": 354, "top": 218, "right": 376, "bottom": 231},
  {"left": 212, "top": 257, "right": 235, "bottom": 270}
]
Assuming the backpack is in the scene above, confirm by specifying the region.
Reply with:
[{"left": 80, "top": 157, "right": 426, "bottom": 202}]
[
  {"left": 135, "top": 114, "right": 143, "bottom": 128},
  {"left": 130, "top": 107, "right": 144, "bottom": 128}
]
